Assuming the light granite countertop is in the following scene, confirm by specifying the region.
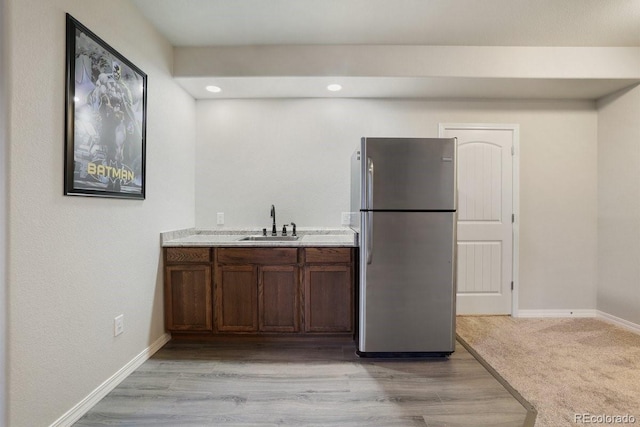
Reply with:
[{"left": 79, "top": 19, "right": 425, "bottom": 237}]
[{"left": 161, "top": 227, "right": 358, "bottom": 247}]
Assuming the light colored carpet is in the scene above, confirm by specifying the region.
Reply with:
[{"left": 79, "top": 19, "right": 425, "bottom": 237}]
[{"left": 456, "top": 316, "right": 640, "bottom": 427}]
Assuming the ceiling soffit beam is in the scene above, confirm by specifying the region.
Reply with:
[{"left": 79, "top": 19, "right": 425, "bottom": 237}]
[{"left": 174, "top": 46, "right": 640, "bottom": 80}]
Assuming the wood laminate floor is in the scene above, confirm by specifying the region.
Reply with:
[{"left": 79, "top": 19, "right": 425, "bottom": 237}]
[{"left": 74, "top": 339, "right": 529, "bottom": 426}]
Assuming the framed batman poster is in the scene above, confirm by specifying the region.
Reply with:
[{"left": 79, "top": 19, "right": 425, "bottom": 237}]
[{"left": 64, "top": 14, "right": 147, "bottom": 199}]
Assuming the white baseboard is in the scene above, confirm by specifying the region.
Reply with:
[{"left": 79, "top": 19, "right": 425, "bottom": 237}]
[
  {"left": 514, "top": 310, "right": 640, "bottom": 335},
  {"left": 516, "top": 309, "right": 597, "bottom": 318},
  {"left": 597, "top": 311, "right": 640, "bottom": 335},
  {"left": 50, "top": 333, "right": 171, "bottom": 427}
]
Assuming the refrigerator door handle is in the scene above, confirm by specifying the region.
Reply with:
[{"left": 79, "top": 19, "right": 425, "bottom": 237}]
[
  {"left": 366, "top": 211, "right": 373, "bottom": 264},
  {"left": 366, "top": 157, "right": 374, "bottom": 264},
  {"left": 367, "top": 157, "right": 374, "bottom": 210}
]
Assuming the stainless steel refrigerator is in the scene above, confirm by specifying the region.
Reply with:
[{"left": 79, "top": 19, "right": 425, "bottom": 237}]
[{"left": 351, "top": 137, "right": 457, "bottom": 357}]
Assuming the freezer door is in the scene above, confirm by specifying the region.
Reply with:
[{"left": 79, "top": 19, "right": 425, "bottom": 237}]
[
  {"left": 362, "top": 137, "right": 456, "bottom": 211},
  {"left": 359, "top": 211, "right": 456, "bottom": 353}
]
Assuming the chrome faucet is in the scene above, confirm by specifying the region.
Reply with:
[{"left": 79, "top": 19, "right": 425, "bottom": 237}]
[{"left": 270, "top": 205, "right": 277, "bottom": 236}]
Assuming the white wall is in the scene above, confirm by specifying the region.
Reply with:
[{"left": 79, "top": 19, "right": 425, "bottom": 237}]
[
  {"left": 196, "top": 98, "right": 599, "bottom": 311},
  {"left": 597, "top": 84, "right": 640, "bottom": 325},
  {"left": 0, "top": 0, "right": 8, "bottom": 424},
  {"left": 7, "top": 1, "right": 196, "bottom": 426}
]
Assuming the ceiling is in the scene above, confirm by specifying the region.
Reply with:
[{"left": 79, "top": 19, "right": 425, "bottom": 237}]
[
  {"left": 132, "top": 0, "right": 640, "bottom": 99},
  {"left": 132, "top": 0, "right": 640, "bottom": 47}
]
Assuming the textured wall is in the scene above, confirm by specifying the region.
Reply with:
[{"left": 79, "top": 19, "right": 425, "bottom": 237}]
[
  {"left": 0, "top": 0, "right": 8, "bottom": 424},
  {"left": 597, "top": 84, "right": 640, "bottom": 325},
  {"left": 195, "top": 98, "right": 599, "bottom": 313},
  {"left": 7, "top": 1, "right": 195, "bottom": 426}
]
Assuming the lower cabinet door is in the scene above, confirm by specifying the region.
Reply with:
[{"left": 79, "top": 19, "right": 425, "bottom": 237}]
[
  {"left": 304, "top": 265, "right": 353, "bottom": 332},
  {"left": 259, "top": 265, "right": 300, "bottom": 332},
  {"left": 216, "top": 265, "right": 258, "bottom": 332},
  {"left": 165, "top": 265, "right": 213, "bottom": 331}
]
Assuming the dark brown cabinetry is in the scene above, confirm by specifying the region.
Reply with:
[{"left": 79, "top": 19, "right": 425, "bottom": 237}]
[
  {"left": 164, "top": 245, "right": 354, "bottom": 339},
  {"left": 216, "top": 264, "right": 258, "bottom": 332},
  {"left": 164, "top": 248, "right": 213, "bottom": 332},
  {"left": 259, "top": 265, "right": 300, "bottom": 332},
  {"left": 215, "top": 248, "right": 299, "bottom": 333},
  {"left": 303, "top": 248, "right": 353, "bottom": 332}
]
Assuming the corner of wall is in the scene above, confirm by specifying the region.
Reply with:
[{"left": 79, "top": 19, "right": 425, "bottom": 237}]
[{"left": 596, "top": 83, "right": 640, "bottom": 326}]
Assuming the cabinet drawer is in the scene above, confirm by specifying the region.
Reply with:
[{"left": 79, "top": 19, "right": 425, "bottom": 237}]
[
  {"left": 217, "top": 248, "right": 298, "bottom": 265},
  {"left": 165, "top": 247, "right": 211, "bottom": 263},
  {"left": 304, "top": 248, "right": 351, "bottom": 264}
]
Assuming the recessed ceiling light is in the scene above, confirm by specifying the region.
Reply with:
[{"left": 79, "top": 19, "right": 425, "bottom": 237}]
[
  {"left": 327, "top": 84, "right": 342, "bottom": 92},
  {"left": 205, "top": 85, "right": 222, "bottom": 93}
]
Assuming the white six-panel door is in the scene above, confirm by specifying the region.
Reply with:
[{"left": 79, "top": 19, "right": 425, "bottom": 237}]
[{"left": 439, "top": 124, "right": 518, "bottom": 315}]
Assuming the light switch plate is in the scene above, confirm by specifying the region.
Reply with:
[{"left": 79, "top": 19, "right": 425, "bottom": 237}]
[{"left": 114, "top": 314, "right": 124, "bottom": 336}]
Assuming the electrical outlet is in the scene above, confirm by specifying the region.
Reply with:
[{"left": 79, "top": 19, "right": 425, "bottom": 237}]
[
  {"left": 216, "top": 212, "right": 224, "bottom": 225},
  {"left": 114, "top": 314, "right": 124, "bottom": 337},
  {"left": 341, "top": 212, "right": 351, "bottom": 225}
]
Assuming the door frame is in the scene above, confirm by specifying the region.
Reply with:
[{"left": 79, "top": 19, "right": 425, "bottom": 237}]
[{"left": 439, "top": 123, "right": 520, "bottom": 316}]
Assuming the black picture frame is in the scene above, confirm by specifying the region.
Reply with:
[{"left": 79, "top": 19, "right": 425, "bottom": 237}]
[{"left": 64, "top": 14, "right": 147, "bottom": 199}]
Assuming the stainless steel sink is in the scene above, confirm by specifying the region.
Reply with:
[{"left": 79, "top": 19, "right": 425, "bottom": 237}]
[{"left": 240, "top": 235, "right": 300, "bottom": 241}]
